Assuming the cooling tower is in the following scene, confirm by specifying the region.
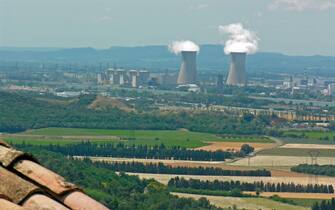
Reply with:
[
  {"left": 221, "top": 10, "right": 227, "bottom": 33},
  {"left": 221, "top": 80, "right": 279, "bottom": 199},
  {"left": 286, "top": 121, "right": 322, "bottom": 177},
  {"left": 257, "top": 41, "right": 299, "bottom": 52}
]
[
  {"left": 226, "top": 52, "right": 247, "bottom": 86},
  {"left": 177, "top": 51, "right": 197, "bottom": 85}
]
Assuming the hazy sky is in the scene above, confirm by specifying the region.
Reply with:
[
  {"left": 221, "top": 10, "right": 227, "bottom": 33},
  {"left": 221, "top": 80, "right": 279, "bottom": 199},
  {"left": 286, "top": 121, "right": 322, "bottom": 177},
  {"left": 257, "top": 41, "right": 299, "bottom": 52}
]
[{"left": 1, "top": 0, "right": 335, "bottom": 56}]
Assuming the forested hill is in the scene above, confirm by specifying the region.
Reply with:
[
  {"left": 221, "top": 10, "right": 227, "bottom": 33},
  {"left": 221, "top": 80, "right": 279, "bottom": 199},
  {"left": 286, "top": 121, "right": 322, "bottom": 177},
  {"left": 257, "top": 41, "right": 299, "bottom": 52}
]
[
  {"left": 1, "top": 45, "right": 335, "bottom": 74},
  {"left": 0, "top": 91, "right": 269, "bottom": 134}
]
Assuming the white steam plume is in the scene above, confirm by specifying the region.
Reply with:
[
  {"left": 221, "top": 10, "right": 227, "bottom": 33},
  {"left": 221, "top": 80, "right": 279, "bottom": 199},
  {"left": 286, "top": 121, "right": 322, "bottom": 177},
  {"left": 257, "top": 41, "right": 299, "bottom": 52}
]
[
  {"left": 168, "top": 40, "right": 200, "bottom": 55},
  {"left": 218, "top": 23, "right": 259, "bottom": 55}
]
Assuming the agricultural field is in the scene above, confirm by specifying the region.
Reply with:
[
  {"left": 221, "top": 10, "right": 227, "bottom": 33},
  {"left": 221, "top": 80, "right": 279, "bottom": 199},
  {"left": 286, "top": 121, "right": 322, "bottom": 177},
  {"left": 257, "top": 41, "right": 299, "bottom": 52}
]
[
  {"left": 172, "top": 192, "right": 309, "bottom": 210},
  {"left": 231, "top": 155, "right": 335, "bottom": 167},
  {"left": 128, "top": 172, "right": 335, "bottom": 192},
  {"left": 82, "top": 156, "right": 320, "bottom": 180},
  {"left": 80, "top": 156, "right": 260, "bottom": 172},
  {"left": 5, "top": 127, "right": 335, "bottom": 210},
  {"left": 195, "top": 141, "right": 276, "bottom": 152},
  {"left": 283, "top": 130, "right": 335, "bottom": 141},
  {"left": 281, "top": 137, "right": 335, "bottom": 145},
  {"left": 236, "top": 142, "right": 335, "bottom": 169},
  {"left": 2, "top": 127, "right": 273, "bottom": 148},
  {"left": 258, "top": 148, "right": 335, "bottom": 157},
  {"left": 83, "top": 157, "right": 225, "bottom": 165},
  {"left": 280, "top": 144, "right": 335, "bottom": 150},
  {"left": 244, "top": 192, "right": 335, "bottom": 200}
]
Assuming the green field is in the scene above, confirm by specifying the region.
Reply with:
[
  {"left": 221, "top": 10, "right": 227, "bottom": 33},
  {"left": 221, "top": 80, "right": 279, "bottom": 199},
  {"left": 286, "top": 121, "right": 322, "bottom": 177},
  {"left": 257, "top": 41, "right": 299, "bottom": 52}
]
[
  {"left": 286, "top": 198, "right": 327, "bottom": 207},
  {"left": 258, "top": 148, "right": 335, "bottom": 157},
  {"left": 283, "top": 130, "right": 335, "bottom": 141},
  {"left": 3, "top": 127, "right": 273, "bottom": 148}
]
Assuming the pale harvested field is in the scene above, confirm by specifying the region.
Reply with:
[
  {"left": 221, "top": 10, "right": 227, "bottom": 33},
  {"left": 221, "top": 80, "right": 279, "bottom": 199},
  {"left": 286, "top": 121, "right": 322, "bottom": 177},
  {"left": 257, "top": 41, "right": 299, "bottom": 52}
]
[
  {"left": 129, "top": 172, "right": 335, "bottom": 187},
  {"left": 270, "top": 170, "right": 307, "bottom": 177},
  {"left": 172, "top": 193, "right": 308, "bottom": 210},
  {"left": 81, "top": 156, "right": 308, "bottom": 177},
  {"left": 230, "top": 155, "right": 335, "bottom": 167},
  {"left": 245, "top": 191, "right": 335, "bottom": 199},
  {"left": 281, "top": 144, "right": 335, "bottom": 150},
  {"left": 195, "top": 141, "right": 276, "bottom": 152}
]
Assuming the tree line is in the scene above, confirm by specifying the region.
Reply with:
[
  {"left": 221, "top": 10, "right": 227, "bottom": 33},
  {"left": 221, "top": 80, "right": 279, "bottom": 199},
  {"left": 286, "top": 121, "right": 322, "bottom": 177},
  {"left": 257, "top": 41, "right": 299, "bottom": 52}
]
[
  {"left": 90, "top": 160, "right": 271, "bottom": 177},
  {"left": 291, "top": 164, "right": 335, "bottom": 177},
  {"left": 168, "top": 177, "right": 334, "bottom": 194},
  {"left": 17, "top": 142, "right": 253, "bottom": 161},
  {"left": 312, "top": 198, "right": 335, "bottom": 210}
]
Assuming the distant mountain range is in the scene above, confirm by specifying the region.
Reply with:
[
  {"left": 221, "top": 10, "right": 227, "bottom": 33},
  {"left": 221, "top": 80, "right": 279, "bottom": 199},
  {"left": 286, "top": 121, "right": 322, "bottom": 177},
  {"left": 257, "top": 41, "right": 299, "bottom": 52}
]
[{"left": 1, "top": 45, "right": 335, "bottom": 75}]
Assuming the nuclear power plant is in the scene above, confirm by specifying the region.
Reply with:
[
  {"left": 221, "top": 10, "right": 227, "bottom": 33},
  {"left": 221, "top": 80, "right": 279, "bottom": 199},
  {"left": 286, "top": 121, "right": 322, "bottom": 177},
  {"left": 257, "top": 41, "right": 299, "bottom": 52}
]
[
  {"left": 177, "top": 51, "right": 197, "bottom": 85},
  {"left": 226, "top": 52, "right": 247, "bottom": 86}
]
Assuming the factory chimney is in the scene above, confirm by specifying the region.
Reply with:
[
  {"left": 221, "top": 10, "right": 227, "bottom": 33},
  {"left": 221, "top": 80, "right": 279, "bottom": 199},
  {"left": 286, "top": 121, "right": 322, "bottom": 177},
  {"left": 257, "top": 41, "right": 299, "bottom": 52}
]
[
  {"left": 226, "top": 52, "right": 246, "bottom": 86},
  {"left": 177, "top": 51, "right": 197, "bottom": 85}
]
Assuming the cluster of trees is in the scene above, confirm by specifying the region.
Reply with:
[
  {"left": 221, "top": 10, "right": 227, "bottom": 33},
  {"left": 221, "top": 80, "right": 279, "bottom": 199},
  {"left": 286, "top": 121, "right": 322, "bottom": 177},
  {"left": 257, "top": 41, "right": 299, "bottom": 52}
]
[
  {"left": 0, "top": 91, "right": 269, "bottom": 135},
  {"left": 291, "top": 164, "right": 335, "bottom": 177},
  {"left": 24, "top": 142, "right": 248, "bottom": 161},
  {"left": 91, "top": 161, "right": 271, "bottom": 177},
  {"left": 168, "top": 177, "right": 334, "bottom": 194},
  {"left": 312, "top": 198, "right": 335, "bottom": 210},
  {"left": 17, "top": 146, "right": 223, "bottom": 210}
]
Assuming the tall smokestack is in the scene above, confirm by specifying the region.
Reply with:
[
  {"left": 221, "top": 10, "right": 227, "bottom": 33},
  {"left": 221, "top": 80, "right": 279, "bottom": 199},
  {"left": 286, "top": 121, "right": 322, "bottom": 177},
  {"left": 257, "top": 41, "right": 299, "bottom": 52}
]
[
  {"left": 226, "top": 52, "right": 246, "bottom": 86},
  {"left": 177, "top": 51, "right": 197, "bottom": 85}
]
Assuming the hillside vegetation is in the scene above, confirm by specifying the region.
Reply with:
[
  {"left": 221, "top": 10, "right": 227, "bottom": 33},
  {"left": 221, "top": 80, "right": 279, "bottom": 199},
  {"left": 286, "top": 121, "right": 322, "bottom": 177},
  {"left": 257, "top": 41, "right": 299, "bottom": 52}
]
[{"left": 0, "top": 91, "right": 270, "bottom": 135}]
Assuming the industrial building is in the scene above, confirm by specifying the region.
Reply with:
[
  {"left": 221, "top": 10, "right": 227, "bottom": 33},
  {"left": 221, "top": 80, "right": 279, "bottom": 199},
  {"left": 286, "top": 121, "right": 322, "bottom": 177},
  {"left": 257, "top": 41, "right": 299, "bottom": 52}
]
[
  {"left": 97, "top": 69, "right": 150, "bottom": 88},
  {"left": 138, "top": 70, "right": 150, "bottom": 86},
  {"left": 217, "top": 74, "right": 224, "bottom": 88},
  {"left": 328, "top": 83, "right": 335, "bottom": 96}
]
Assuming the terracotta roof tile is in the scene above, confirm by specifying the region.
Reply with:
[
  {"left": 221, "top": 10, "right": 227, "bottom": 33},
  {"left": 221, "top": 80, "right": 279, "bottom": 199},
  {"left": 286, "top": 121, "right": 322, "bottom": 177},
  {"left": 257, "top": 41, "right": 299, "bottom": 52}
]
[
  {"left": 0, "top": 143, "right": 110, "bottom": 210},
  {"left": 0, "top": 166, "right": 40, "bottom": 204},
  {"left": 62, "top": 191, "right": 109, "bottom": 210},
  {"left": 0, "top": 140, "right": 11, "bottom": 148},
  {"left": 14, "top": 160, "right": 78, "bottom": 195},
  {"left": 22, "top": 194, "right": 70, "bottom": 210},
  {"left": 0, "top": 198, "right": 27, "bottom": 210},
  {"left": 0, "top": 145, "right": 25, "bottom": 167}
]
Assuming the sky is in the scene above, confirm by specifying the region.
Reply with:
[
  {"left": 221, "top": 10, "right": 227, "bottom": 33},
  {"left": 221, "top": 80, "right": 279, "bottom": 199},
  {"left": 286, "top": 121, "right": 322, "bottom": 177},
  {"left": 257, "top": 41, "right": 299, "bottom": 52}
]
[{"left": 0, "top": 0, "right": 335, "bottom": 56}]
